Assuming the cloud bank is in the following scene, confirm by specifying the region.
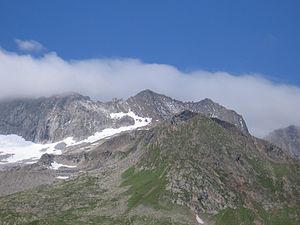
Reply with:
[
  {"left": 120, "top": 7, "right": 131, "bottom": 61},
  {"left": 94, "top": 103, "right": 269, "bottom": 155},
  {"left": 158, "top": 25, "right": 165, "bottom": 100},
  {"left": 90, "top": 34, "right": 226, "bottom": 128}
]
[
  {"left": 0, "top": 48, "right": 299, "bottom": 137},
  {"left": 15, "top": 39, "right": 44, "bottom": 52}
]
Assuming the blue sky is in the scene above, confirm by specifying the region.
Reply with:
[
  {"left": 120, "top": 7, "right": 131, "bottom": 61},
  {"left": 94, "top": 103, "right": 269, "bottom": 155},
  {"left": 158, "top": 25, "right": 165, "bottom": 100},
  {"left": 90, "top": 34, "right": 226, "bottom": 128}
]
[
  {"left": 1, "top": 0, "right": 300, "bottom": 86},
  {"left": 1, "top": 0, "right": 300, "bottom": 135}
]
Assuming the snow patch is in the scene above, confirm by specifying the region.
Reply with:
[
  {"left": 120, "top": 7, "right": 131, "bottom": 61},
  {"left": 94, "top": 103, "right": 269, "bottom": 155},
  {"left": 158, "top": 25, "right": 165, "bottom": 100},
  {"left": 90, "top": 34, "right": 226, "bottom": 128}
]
[
  {"left": 110, "top": 112, "right": 128, "bottom": 119},
  {"left": 239, "top": 118, "right": 244, "bottom": 129},
  {"left": 56, "top": 176, "right": 69, "bottom": 180},
  {"left": 210, "top": 113, "right": 217, "bottom": 118},
  {"left": 50, "top": 161, "right": 77, "bottom": 170},
  {"left": 196, "top": 214, "right": 204, "bottom": 224}
]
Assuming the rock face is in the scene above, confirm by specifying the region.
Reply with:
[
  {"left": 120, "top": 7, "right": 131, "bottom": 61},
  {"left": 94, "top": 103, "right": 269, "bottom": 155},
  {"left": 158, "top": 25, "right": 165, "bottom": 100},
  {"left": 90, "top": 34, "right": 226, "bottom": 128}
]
[
  {"left": 0, "top": 93, "right": 132, "bottom": 143},
  {"left": 265, "top": 125, "right": 300, "bottom": 159},
  {"left": 125, "top": 90, "right": 249, "bottom": 134},
  {"left": 0, "top": 89, "right": 248, "bottom": 143}
]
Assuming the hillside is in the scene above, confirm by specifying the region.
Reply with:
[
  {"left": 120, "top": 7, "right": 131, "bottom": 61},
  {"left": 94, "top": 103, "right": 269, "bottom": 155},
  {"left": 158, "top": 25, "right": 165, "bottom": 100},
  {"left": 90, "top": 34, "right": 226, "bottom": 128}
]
[{"left": 0, "top": 111, "right": 298, "bottom": 225}]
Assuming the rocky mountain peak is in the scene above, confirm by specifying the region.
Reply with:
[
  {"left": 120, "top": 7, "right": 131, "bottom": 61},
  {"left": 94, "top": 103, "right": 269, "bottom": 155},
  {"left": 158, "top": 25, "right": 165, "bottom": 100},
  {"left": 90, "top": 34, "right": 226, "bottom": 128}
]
[{"left": 132, "top": 89, "right": 175, "bottom": 102}]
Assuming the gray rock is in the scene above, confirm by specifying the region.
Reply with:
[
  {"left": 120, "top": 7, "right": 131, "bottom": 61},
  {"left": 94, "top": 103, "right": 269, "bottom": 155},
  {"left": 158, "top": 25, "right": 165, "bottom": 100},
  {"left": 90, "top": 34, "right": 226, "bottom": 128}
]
[
  {"left": 265, "top": 125, "right": 300, "bottom": 159},
  {"left": 0, "top": 93, "right": 126, "bottom": 143},
  {"left": 38, "top": 153, "right": 55, "bottom": 166},
  {"left": 0, "top": 89, "right": 249, "bottom": 143},
  {"left": 124, "top": 89, "right": 249, "bottom": 133}
]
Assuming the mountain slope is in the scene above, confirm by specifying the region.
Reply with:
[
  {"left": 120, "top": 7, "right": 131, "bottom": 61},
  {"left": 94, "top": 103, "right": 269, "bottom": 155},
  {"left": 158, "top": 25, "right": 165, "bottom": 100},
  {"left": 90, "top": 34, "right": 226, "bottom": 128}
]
[
  {"left": 0, "top": 111, "right": 298, "bottom": 225},
  {"left": 138, "top": 112, "right": 298, "bottom": 214},
  {"left": 265, "top": 125, "right": 300, "bottom": 159}
]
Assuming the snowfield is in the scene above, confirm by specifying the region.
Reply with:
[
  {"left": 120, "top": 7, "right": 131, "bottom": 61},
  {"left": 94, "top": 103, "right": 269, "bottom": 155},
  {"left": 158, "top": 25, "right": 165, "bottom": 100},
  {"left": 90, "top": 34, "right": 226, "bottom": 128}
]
[
  {"left": 56, "top": 176, "right": 69, "bottom": 180},
  {"left": 0, "top": 111, "right": 151, "bottom": 164},
  {"left": 50, "top": 161, "right": 77, "bottom": 170},
  {"left": 0, "top": 135, "right": 62, "bottom": 164}
]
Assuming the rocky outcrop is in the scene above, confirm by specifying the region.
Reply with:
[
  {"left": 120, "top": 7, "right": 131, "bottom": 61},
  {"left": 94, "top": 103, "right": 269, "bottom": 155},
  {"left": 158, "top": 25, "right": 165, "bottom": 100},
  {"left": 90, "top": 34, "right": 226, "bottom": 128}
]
[{"left": 170, "top": 110, "right": 198, "bottom": 125}]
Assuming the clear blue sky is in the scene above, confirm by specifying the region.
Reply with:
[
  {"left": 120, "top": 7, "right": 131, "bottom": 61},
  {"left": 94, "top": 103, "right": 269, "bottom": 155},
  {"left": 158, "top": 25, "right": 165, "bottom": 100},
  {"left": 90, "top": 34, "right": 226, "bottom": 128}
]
[{"left": 1, "top": 0, "right": 299, "bottom": 86}]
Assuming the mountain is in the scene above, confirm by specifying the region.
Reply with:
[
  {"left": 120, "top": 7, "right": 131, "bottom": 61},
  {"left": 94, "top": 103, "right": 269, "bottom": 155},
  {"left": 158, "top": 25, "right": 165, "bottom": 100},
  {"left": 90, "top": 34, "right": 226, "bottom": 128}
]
[
  {"left": 0, "top": 92, "right": 133, "bottom": 143},
  {"left": 125, "top": 90, "right": 248, "bottom": 134},
  {"left": 0, "top": 89, "right": 248, "bottom": 144},
  {"left": 0, "top": 91, "right": 298, "bottom": 225},
  {"left": 265, "top": 125, "right": 300, "bottom": 159},
  {"left": 0, "top": 111, "right": 299, "bottom": 225}
]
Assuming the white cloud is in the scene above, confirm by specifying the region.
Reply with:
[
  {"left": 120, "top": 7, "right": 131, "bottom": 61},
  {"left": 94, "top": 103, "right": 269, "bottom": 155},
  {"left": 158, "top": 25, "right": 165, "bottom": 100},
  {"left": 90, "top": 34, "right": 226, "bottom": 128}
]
[
  {"left": 0, "top": 48, "right": 299, "bottom": 137},
  {"left": 15, "top": 39, "right": 44, "bottom": 52}
]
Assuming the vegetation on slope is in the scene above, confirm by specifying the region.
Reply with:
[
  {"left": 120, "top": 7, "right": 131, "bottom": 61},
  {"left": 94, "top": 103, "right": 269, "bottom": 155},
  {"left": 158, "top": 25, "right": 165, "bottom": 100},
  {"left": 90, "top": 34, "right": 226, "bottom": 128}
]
[
  {"left": 0, "top": 112, "right": 299, "bottom": 225},
  {"left": 212, "top": 205, "right": 300, "bottom": 225},
  {"left": 137, "top": 113, "right": 300, "bottom": 224},
  {"left": 0, "top": 173, "right": 194, "bottom": 225},
  {"left": 121, "top": 167, "right": 168, "bottom": 210}
]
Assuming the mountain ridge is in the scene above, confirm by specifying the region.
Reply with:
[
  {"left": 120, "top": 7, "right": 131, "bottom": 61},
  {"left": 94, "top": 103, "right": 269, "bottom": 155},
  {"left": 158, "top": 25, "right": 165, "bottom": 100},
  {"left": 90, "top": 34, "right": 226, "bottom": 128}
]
[{"left": 0, "top": 89, "right": 249, "bottom": 143}]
